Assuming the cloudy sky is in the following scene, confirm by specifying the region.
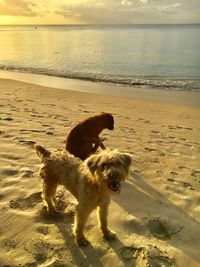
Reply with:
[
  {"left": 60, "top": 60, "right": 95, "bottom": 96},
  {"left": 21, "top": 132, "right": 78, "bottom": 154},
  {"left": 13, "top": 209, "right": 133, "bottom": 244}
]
[{"left": 0, "top": 0, "right": 199, "bottom": 25}]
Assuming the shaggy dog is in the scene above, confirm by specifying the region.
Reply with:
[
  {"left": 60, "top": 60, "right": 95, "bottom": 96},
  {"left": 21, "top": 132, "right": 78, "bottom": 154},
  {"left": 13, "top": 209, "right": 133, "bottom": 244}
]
[
  {"left": 65, "top": 113, "right": 114, "bottom": 160},
  {"left": 35, "top": 145, "right": 132, "bottom": 246}
]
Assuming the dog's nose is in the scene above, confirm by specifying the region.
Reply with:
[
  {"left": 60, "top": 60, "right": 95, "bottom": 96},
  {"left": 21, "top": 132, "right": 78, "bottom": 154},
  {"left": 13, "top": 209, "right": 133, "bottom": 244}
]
[{"left": 108, "top": 172, "right": 119, "bottom": 179}]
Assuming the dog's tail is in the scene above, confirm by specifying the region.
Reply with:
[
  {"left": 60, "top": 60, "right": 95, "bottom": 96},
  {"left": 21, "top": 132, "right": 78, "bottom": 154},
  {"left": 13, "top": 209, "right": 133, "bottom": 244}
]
[{"left": 35, "top": 145, "right": 51, "bottom": 159}]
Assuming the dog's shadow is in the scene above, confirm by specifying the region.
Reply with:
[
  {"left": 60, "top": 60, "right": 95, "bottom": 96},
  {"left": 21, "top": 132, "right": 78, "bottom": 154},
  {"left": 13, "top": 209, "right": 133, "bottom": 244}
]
[
  {"left": 112, "top": 170, "right": 200, "bottom": 263},
  {"left": 36, "top": 203, "right": 107, "bottom": 266},
  {"left": 36, "top": 196, "right": 130, "bottom": 266},
  {"left": 55, "top": 221, "right": 105, "bottom": 267}
]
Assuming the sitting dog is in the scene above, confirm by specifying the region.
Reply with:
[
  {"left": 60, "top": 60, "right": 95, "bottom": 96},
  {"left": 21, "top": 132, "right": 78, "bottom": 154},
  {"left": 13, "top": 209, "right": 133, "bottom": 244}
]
[
  {"left": 65, "top": 113, "right": 114, "bottom": 160},
  {"left": 35, "top": 145, "right": 132, "bottom": 246}
]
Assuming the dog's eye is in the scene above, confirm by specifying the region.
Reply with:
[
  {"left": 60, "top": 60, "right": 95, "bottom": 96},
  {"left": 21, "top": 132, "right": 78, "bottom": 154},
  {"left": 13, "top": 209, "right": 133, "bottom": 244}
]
[{"left": 101, "top": 163, "right": 108, "bottom": 170}]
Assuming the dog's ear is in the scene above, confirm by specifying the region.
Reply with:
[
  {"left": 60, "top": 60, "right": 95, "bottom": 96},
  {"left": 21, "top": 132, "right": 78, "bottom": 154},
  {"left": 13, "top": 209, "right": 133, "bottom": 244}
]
[
  {"left": 86, "top": 154, "right": 100, "bottom": 175},
  {"left": 120, "top": 153, "right": 132, "bottom": 174},
  {"left": 35, "top": 145, "right": 51, "bottom": 159}
]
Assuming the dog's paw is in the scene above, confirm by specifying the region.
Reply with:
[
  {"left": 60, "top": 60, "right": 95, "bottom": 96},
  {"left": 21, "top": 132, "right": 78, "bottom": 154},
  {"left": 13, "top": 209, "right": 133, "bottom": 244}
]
[
  {"left": 103, "top": 230, "right": 117, "bottom": 240},
  {"left": 75, "top": 236, "right": 89, "bottom": 246},
  {"left": 48, "top": 207, "right": 62, "bottom": 216}
]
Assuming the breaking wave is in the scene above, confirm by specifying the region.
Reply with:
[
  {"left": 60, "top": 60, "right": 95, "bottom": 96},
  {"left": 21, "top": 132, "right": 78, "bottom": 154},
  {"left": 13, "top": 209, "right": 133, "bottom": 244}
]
[{"left": 0, "top": 65, "right": 199, "bottom": 92}]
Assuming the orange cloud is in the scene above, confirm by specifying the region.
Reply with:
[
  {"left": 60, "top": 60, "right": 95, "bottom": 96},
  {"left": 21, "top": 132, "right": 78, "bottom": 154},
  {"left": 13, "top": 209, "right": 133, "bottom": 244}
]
[
  {"left": 0, "top": 0, "right": 199, "bottom": 24},
  {"left": 0, "top": 0, "right": 37, "bottom": 17}
]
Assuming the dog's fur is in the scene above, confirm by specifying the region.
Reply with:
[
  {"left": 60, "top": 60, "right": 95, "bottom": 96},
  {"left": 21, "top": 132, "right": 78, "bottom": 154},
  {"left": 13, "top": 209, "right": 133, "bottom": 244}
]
[
  {"left": 35, "top": 145, "right": 132, "bottom": 246},
  {"left": 65, "top": 113, "right": 114, "bottom": 160}
]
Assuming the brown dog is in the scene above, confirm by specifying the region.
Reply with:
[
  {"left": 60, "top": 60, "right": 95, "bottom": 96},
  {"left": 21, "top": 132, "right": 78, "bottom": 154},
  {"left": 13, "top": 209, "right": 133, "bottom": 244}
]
[{"left": 66, "top": 113, "right": 114, "bottom": 160}]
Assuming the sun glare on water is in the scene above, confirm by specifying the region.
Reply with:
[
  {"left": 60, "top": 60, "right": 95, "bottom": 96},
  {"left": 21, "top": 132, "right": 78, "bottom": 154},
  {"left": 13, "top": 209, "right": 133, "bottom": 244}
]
[{"left": 0, "top": 16, "right": 16, "bottom": 25}]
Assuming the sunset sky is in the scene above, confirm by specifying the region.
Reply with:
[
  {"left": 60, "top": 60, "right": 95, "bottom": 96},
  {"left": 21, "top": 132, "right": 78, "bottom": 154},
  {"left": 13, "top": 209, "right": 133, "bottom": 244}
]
[{"left": 0, "top": 0, "right": 199, "bottom": 25}]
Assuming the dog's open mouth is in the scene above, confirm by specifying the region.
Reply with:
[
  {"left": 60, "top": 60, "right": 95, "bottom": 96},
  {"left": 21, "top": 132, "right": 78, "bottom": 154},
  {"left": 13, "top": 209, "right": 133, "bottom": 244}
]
[{"left": 108, "top": 181, "right": 120, "bottom": 191}]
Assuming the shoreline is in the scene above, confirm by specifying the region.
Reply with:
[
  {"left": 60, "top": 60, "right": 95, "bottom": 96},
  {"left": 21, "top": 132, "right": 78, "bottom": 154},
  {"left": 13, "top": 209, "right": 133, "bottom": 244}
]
[{"left": 0, "top": 70, "right": 200, "bottom": 108}]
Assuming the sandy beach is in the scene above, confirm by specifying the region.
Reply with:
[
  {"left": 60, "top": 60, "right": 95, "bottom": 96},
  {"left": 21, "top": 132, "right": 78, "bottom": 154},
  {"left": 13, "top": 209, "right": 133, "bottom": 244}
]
[{"left": 0, "top": 78, "right": 200, "bottom": 267}]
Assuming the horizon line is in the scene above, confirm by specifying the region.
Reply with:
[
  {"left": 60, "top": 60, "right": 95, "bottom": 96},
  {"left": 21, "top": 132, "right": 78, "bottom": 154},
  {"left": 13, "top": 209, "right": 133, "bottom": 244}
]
[{"left": 0, "top": 23, "right": 200, "bottom": 26}]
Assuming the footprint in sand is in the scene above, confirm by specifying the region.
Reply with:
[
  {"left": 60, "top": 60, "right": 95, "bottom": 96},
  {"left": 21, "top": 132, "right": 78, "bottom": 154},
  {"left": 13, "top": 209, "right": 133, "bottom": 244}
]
[
  {"left": 24, "top": 239, "right": 54, "bottom": 264},
  {"left": 34, "top": 253, "right": 47, "bottom": 264},
  {"left": 42, "top": 124, "right": 50, "bottom": 127},
  {"left": 1, "top": 154, "right": 21, "bottom": 160},
  {"left": 134, "top": 169, "right": 142, "bottom": 174},
  {"left": 2, "top": 238, "right": 17, "bottom": 250},
  {"left": 179, "top": 137, "right": 187, "bottom": 141},
  {"left": 26, "top": 99, "right": 35, "bottom": 103},
  {"left": 120, "top": 246, "right": 144, "bottom": 261},
  {"left": 18, "top": 140, "right": 36, "bottom": 147},
  {"left": 168, "top": 125, "right": 193, "bottom": 131},
  {"left": 120, "top": 126, "right": 136, "bottom": 134},
  {"left": 0, "top": 193, "right": 5, "bottom": 201},
  {"left": 170, "top": 171, "right": 178, "bottom": 176},
  {"left": 20, "top": 167, "right": 34, "bottom": 178},
  {"left": 181, "top": 181, "right": 195, "bottom": 190},
  {"left": 167, "top": 178, "right": 195, "bottom": 190},
  {"left": 147, "top": 245, "right": 174, "bottom": 267},
  {"left": 120, "top": 245, "right": 173, "bottom": 266},
  {"left": 36, "top": 226, "right": 50, "bottom": 236},
  {"left": 16, "top": 99, "right": 23, "bottom": 103},
  {"left": 191, "top": 170, "right": 200, "bottom": 178},
  {"left": 11, "top": 108, "right": 20, "bottom": 112},
  {"left": 46, "top": 131, "right": 54, "bottom": 135},
  {"left": 1, "top": 133, "right": 14, "bottom": 139},
  {"left": 137, "top": 118, "right": 151, "bottom": 124},
  {"left": 2, "top": 117, "right": 13, "bottom": 121},
  {"left": 151, "top": 158, "right": 159, "bottom": 164},
  {"left": 20, "top": 129, "right": 45, "bottom": 133},
  {"left": 184, "top": 143, "right": 193, "bottom": 148},
  {"left": 168, "top": 136, "right": 177, "bottom": 140},
  {"left": 33, "top": 250, "right": 48, "bottom": 266},
  {"left": 147, "top": 217, "right": 183, "bottom": 240},
  {"left": 148, "top": 219, "right": 170, "bottom": 240},
  {"left": 1, "top": 169, "right": 19, "bottom": 176},
  {"left": 178, "top": 165, "right": 189, "bottom": 170},
  {"left": 145, "top": 147, "right": 157, "bottom": 152},
  {"left": 150, "top": 130, "right": 160, "bottom": 134},
  {"left": 9, "top": 192, "right": 42, "bottom": 211},
  {"left": 31, "top": 114, "right": 44, "bottom": 118}
]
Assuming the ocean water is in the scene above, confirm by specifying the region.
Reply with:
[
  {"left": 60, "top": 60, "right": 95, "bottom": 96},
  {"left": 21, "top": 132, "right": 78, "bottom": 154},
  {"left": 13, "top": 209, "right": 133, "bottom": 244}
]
[{"left": 0, "top": 24, "right": 200, "bottom": 91}]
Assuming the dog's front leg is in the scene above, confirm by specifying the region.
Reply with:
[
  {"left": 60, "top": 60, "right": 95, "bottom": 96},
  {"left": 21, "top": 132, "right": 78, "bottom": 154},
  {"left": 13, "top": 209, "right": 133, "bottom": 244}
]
[
  {"left": 73, "top": 204, "right": 91, "bottom": 246},
  {"left": 97, "top": 201, "right": 116, "bottom": 240},
  {"left": 87, "top": 137, "right": 106, "bottom": 150},
  {"left": 96, "top": 137, "right": 106, "bottom": 150},
  {"left": 92, "top": 142, "right": 99, "bottom": 152}
]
